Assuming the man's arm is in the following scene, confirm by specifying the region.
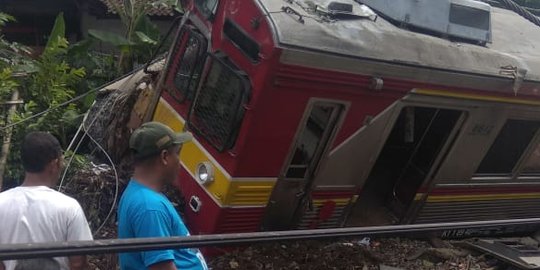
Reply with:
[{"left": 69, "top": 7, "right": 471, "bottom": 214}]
[
  {"left": 0, "top": 261, "right": 5, "bottom": 270},
  {"left": 149, "top": 260, "right": 177, "bottom": 270},
  {"left": 68, "top": 256, "right": 88, "bottom": 270},
  {"left": 133, "top": 210, "right": 176, "bottom": 268},
  {"left": 67, "top": 204, "right": 93, "bottom": 270}
]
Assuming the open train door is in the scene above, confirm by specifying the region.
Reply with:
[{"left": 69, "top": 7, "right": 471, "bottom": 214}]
[
  {"left": 347, "top": 105, "right": 465, "bottom": 226},
  {"left": 262, "top": 100, "right": 345, "bottom": 231}
]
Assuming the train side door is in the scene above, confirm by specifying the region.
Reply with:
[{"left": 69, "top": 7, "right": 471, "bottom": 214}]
[
  {"left": 262, "top": 101, "right": 345, "bottom": 230},
  {"left": 347, "top": 106, "right": 465, "bottom": 226}
]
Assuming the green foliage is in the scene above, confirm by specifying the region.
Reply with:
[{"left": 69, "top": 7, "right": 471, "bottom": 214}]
[
  {"left": 67, "top": 39, "right": 118, "bottom": 107},
  {"left": 45, "top": 12, "right": 65, "bottom": 49},
  {"left": 0, "top": 13, "right": 34, "bottom": 74},
  {"left": 0, "top": 68, "right": 19, "bottom": 153},
  {"left": 17, "top": 37, "right": 85, "bottom": 145},
  {"left": 88, "top": 30, "right": 134, "bottom": 48},
  {"left": 89, "top": 0, "right": 180, "bottom": 73},
  {"left": 0, "top": 12, "right": 14, "bottom": 27},
  {"left": 1, "top": 13, "right": 88, "bottom": 186},
  {"left": 154, "top": 0, "right": 182, "bottom": 13},
  {"left": 63, "top": 150, "right": 89, "bottom": 172},
  {"left": 0, "top": 68, "right": 18, "bottom": 101}
]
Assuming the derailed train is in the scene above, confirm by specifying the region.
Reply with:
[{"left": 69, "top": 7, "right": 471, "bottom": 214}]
[{"left": 129, "top": 0, "right": 540, "bottom": 236}]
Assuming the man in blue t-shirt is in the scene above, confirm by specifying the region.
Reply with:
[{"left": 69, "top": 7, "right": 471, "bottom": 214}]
[{"left": 118, "top": 122, "right": 208, "bottom": 270}]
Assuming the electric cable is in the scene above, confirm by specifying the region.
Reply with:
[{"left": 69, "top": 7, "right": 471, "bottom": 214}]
[
  {"left": 81, "top": 122, "right": 119, "bottom": 236},
  {"left": 497, "top": 0, "right": 540, "bottom": 27}
]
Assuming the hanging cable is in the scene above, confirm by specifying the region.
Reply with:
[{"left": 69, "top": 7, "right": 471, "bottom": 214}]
[
  {"left": 56, "top": 101, "right": 118, "bottom": 236},
  {"left": 497, "top": 0, "right": 540, "bottom": 27},
  {"left": 57, "top": 83, "right": 134, "bottom": 234},
  {"left": 0, "top": 89, "right": 99, "bottom": 132},
  {"left": 81, "top": 122, "right": 120, "bottom": 236},
  {"left": 58, "top": 60, "right": 166, "bottom": 234},
  {"left": 59, "top": 98, "right": 121, "bottom": 235},
  {"left": 55, "top": 57, "right": 167, "bottom": 240},
  {"left": 58, "top": 112, "right": 91, "bottom": 191},
  {"left": 59, "top": 57, "right": 163, "bottom": 190},
  {"left": 0, "top": 59, "right": 160, "bottom": 133}
]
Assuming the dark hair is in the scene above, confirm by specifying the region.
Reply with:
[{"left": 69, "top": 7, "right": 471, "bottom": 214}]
[
  {"left": 132, "top": 150, "right": 160, "bottom": 165},
  {"left": 15, "top": 258, "right": 60, "bottom": 270},
  {"left": 21, "top": 132, "right": 62, "bottom": 173}
]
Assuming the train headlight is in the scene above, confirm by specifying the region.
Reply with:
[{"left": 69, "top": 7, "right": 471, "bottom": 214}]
[{"left": 197, "top": 162, "right": 214, "bottom": 185}]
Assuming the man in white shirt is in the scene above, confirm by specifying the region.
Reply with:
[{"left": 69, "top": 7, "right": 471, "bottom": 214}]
[
  {"left": 0, "top": 132, "right": 93, "bottom": 270},
  {"left": 15, "top": 258, "right": 60, "bottom": 270}
]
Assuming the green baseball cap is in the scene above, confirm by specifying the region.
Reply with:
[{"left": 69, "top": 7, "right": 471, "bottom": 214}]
[{"left": 129, "top": 121, "right": 192, "bottom": 159}]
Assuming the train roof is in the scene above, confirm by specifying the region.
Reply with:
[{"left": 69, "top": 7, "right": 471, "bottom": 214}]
[{"left": 258, "top": 0, "right": 540, "bottom": 84}]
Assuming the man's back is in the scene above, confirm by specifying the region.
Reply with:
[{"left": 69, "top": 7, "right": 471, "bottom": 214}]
[
  {"left": 118, "top": 180, "right": 207, "bottom": 270},
  {"left": 0, "top": 186, "right": 92, "bottom": 270}
]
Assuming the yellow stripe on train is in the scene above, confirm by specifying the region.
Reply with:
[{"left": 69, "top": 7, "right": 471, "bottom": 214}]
[
  {"left": 312, "top": 198, "right": 351, "bottom": 207},
  {"left": 414, "top": 192, "right": 540, "bottom": 203},
  {"left": 413, "top": 89, "right": 540, "bottom": 106},
  {"left": 153, "top": 98, "right": 276, "bottom": 206}
]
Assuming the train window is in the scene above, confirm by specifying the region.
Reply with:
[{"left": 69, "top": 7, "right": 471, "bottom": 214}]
[
  {"left": 285, "top": 104, "right": 339, "bottom": 179},
  {"left": 476, "top": 119, "right": 540, "bottom": 175},
  {"left": 195, "top": 0, "right": 219, "bottom": 18},
  {"left": 188, "top": 53, "right": 250, "bottom": 151},
  {"left": 223, "top": 19, "right": 260, "bottom": 62},
  {"left": 449, "top": 4, "right": 490, "bottom": 31},
  {"left": 521, "top": 142, "right": 540, "bottom": 174},
  {"left": 165, "top": 27, "right": 207, "bottom": 103}
]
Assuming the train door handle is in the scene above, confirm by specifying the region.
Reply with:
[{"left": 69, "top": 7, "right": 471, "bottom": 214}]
[{"left": 295, "top": 190, "right": 305, "bottom": 197}]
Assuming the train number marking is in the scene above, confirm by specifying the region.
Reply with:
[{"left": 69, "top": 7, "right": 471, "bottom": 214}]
[{"left": 469, "top": 124, "right": 495, "bottom": 136}]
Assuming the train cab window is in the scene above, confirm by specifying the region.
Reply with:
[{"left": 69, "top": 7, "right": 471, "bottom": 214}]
[
  {"left": 223, "top": 19, "right": 260, "bottom": 62},
  {"left": 188, "top": 53, "right": 250, "bottom": 151},
  {"left": 165, "top": 27, "right": 207, "bottom": 103},
  {"left": 195, "top": 0, "right": 219, "bottom": 18},
  {"left": 475, "top": 119, "right": 540, "bottom": 175},
  {"left": 521, "top": 142, "right": 540, "bottom": 175}
]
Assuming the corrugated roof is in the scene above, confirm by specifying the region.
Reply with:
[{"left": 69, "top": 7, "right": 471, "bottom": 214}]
[{"left": 99, "top": 0, "right": 174, "bottom": 16}]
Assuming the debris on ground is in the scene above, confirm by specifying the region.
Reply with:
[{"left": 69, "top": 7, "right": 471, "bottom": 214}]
[{"left": 208, "top": 238, "right": 513, "bottom": 270}]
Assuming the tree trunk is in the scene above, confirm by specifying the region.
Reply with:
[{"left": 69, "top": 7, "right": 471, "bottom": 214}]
[{"left": 0, "top": 90, "right": 20, "bottom": 191}]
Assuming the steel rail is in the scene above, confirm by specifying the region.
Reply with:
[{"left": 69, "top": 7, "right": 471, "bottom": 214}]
[{"left": 1, "top": 218, "right": 540, "bottom": 260}]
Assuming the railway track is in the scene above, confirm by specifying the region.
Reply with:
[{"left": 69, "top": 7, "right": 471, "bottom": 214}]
[{"left": 2, "top": 218, "right": 540, "bottom": 269}]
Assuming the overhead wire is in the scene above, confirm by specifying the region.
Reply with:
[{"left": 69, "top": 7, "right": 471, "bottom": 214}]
[
  {"left": 0, "top": 88, "right": 100, "bottom": 132},
  {"left": 497, "top": 0, "right": 540, "bottom": 27},
  {"left": 53, "top": 18, "right": 175, "bottom": 236},
  {"left": 58, "top": 111, "right": 91, "bottom": 191},
  {"left": 56, "top": 54, "right": 168, "bottom": 235},
  {"left": 82, "top": 122, "right": 119, "bottom": 236},
  {"left": 58, "top": 72, "right": 140, "bottom": 235},
  {"left": 0, "top": 61, "right": 148, "bottom": 133},
  {"left": 56, "top": 97, "right": 117, "bottom": 236},
  {"left": 57, "top": 53, "right": 163, "bottom": 185},
  {"left": 58, "top": 102, "right": 119, "bottom": 236},
  {"left": 58, "top": 56, "right": 162, "bottom": 190},
  {"left": 57, "top": 17, "right": 181, "bottom": 234}
]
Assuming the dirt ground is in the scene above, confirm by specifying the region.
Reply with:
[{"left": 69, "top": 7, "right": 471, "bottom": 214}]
[
  {"left": 87, "top": 231, "right": 510, "bottom": 270},
  {"left": 207, "top": 238, "right": 509, "bottom": 270}
]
